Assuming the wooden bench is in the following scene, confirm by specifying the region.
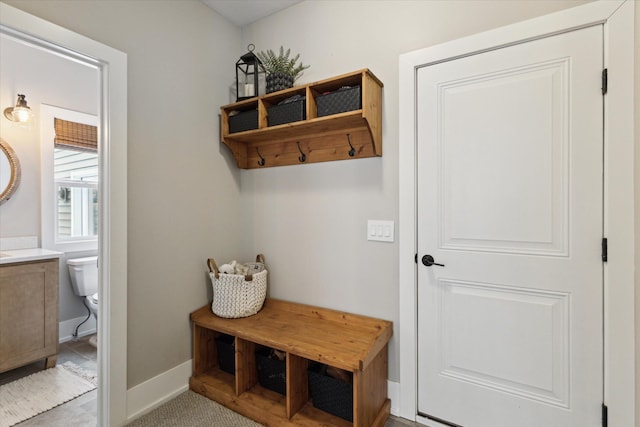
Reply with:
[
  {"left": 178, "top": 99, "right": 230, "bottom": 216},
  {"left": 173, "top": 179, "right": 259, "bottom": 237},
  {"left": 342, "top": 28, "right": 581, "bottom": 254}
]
[{"left": 189, "top": 298, "right": 393, "bottom": 426}]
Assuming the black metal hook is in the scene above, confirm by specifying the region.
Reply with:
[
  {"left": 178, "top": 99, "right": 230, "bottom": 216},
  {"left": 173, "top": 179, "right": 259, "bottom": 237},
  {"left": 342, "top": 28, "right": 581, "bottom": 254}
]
[
  {"left": 256, "top": 147, "right": 265, "bottom": 166},
  {"left": 346, "top": 133, "right": 356, "bottom": 157},
  {"left": 297, "top": 141, "right": 306, "bottom": 163}
]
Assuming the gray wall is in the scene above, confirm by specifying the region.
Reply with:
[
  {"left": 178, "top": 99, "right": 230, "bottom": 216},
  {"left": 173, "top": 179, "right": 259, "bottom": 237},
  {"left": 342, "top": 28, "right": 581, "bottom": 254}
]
[
  {"left": 635, "top": 1, "right": 640, "bottom": 417},
  {"left": 3, "top": 0, "right": 636, "bottom": 396},
  {"left": 0, "top": 35, "right": 98, "bottom": 324},
  {"left": 239, "top": 0, "right": 594, "bottom": 382},
  {"left": 1, "top": 0, "right": 245, "bottom": 387}
]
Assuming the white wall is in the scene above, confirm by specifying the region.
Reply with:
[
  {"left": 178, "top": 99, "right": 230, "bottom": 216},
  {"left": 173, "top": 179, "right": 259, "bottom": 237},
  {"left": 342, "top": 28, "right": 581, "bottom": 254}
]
[
  {"left": 240, "top": 0, "right": 593, "bottom": 382},
  {"left": 0, "top": 35, "right": 98, "bottom": 324}
]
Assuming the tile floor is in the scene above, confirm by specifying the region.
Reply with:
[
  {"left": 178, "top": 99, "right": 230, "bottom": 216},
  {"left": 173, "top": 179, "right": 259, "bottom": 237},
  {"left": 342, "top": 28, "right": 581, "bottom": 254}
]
[{"left": 0, "top": 337, "right": 418, "bottom": 426}]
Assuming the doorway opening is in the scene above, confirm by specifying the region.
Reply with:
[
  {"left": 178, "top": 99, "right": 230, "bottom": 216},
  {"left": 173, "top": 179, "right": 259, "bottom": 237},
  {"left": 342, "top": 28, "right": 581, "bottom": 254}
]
[{"left": 0, "top": 3, "right": 128, "bottom": 425}]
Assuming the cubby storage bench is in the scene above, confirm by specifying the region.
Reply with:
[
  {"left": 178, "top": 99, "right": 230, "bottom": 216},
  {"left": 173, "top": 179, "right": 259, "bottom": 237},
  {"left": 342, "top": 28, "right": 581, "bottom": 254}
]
[
  {"left": 190, "top": 298, "right": 393, "bottom": 427},
  {"left": 220, "top": 69, "right": 383, "bottom": 169}
]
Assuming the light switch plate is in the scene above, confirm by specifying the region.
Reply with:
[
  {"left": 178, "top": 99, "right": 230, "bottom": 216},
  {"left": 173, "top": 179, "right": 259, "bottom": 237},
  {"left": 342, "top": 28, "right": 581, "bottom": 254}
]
[{"left": 367, "top": 220, "right": 394, "bottom": 242}]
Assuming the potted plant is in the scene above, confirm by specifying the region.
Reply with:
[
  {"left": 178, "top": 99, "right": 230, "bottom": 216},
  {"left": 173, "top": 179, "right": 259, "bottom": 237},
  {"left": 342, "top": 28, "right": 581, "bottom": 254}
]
[{"left": 256, "top": 46, "right": 310, "bottom": 93}]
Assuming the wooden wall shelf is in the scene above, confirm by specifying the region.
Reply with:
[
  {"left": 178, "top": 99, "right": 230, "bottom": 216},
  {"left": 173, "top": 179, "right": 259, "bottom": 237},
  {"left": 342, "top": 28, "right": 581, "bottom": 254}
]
[
  {"left": 190, "top": 298, "right": 393, "bottom": 426},
  {"left": 220, "top": 69, "right": 383, "bottom": 169}
]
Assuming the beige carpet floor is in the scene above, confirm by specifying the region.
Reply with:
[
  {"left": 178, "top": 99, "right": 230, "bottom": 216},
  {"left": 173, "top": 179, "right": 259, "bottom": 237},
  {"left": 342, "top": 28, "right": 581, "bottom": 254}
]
[{"left": 126, "top": 391, "right": 264, "bottom": 427}]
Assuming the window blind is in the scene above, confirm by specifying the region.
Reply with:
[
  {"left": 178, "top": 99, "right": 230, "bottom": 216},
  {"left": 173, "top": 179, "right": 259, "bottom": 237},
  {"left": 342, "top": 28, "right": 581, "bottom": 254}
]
[{"left": 54, "top": 118, "right": 97, "bottom": 153}]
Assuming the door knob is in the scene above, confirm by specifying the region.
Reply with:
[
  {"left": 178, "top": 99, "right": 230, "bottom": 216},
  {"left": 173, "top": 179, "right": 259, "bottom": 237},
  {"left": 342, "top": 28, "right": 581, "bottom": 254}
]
[{"left": 422, "top": 255, "right": 445, "bottom": 267}]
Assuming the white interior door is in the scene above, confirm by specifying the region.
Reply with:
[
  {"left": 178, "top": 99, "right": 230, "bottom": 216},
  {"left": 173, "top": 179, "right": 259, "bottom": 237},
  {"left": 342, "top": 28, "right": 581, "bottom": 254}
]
[{"left": 417, "top": 26, "right": 603, "bottom": 427}]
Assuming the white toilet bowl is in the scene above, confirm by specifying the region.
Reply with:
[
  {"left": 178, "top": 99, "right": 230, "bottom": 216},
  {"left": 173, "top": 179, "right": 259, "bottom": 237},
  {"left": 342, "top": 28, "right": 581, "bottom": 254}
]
[
  {"left": 86, "top": 292, "right": 99, "bottom": 319},
  {"left": 67, "top": 256, "right": 99, "bottom": 321}
]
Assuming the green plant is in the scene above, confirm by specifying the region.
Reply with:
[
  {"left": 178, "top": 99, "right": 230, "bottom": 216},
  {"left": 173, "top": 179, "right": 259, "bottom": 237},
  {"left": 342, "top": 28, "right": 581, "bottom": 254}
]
[{"left": 256, "top": 46, "right": 310, "bottom": 81}]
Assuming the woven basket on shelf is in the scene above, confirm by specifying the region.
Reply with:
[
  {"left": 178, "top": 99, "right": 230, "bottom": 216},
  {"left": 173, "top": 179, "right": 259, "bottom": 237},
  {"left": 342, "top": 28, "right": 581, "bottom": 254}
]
[{"left": 207, "top": 254, "right": 267, "bottom": 318}]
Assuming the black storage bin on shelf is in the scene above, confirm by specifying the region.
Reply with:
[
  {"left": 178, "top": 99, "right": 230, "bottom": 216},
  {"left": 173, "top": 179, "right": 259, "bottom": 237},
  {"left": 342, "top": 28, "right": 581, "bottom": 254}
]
[
  {"left": 215, "top": 334, "right": 235, "bottom": 375},
  {"left": 316, "top": 85, "right": 361, "bottom": 117},
  {"left": 228, "top": 109, "right": 258, "bottom": 133},
  {"left": 308, "top": 364, "right": 353, "bottom": 422},
  {"left": 268, "top": 97, "right": 306, "bottom": 127},
  {"left": 256, "top": 348, "right": 286, "bottom": 395}
]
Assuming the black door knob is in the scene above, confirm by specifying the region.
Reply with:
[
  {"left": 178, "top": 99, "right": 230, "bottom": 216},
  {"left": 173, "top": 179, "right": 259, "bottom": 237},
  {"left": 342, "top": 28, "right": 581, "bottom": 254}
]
[{"left": 422, "top": 255, "right": 445, "bottom": 267}]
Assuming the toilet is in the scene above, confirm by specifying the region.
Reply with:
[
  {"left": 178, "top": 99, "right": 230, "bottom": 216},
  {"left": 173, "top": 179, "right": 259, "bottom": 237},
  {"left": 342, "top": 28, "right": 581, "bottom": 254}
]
[{"left": 67, "top": 256, "right": 99, "bottom": 320}]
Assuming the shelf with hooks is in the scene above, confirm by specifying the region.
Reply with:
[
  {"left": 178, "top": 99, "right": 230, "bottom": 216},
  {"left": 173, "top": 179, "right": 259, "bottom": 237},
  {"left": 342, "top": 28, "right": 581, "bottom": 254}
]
[{"left": 220, "top": 69, "right": 383, "bottom": 169}]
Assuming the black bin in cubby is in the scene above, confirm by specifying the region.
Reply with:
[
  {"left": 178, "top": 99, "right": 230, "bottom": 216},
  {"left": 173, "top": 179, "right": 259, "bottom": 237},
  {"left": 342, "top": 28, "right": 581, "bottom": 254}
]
[
  {"left": 268, "top": 96, "right": 306, "bottom": 126},
  {"left": 228, "top": 109, "right": 258, "bottom": 133},
  {"left": 308, "top": 364, "right": 353, "bottom": 422},
  {"left": 256, "top": 348, "right": 286, "bottom": 395},
  {"left": 316, "top": 85, "right": 361, "bottom": 117},
  {"left": 215, "top": 334, "right": 235, "bottom": 375}
]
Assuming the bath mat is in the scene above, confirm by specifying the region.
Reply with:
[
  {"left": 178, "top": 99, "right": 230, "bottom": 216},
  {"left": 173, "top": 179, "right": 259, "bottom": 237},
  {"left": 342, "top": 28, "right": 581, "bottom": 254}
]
[{"left": 0, "top": 362, "right": 97, "bottom": 427}]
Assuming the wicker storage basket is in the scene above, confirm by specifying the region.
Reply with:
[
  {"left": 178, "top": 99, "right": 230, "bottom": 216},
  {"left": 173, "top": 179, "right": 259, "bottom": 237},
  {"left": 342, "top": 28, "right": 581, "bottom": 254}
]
[
  {"left": 308, "top": 363, "right": 353, "bottom": 421},
  {"left": 316, "top": 85, "right": 361, "bottom": 117},
  {"left": 215, "top": 334, "right": 236, "bottom": 374},
  {"left": 228, "top": 109, "right": 258, "bottom": 133},
  {"left": 267, "top": 98, "right": 306, "bottom": 127},
  {"left": 207, "top": 254, "right": 267, "bottom": 318},
  {"left": 256, "top": 348, "right": 287, "bottom": 395}
]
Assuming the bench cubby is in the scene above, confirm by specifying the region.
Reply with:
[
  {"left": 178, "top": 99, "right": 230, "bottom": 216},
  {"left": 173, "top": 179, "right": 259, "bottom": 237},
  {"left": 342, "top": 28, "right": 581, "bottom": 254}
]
[{"left": 189, "top": 298, "right": 392, "bottom": 426}]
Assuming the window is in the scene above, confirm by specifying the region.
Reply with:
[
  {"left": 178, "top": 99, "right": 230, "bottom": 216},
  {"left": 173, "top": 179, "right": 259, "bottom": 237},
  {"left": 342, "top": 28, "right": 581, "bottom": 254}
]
[
  {"left": 54, "top": 148, "right": 98, "bottom": 241},
  {"left": 41, "top": 105, "right": 98, "bottom": 252}
]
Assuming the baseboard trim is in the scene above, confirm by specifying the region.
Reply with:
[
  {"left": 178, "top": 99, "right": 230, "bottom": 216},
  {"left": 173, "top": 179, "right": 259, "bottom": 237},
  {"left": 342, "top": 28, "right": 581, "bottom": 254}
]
[
  {"left": 388, "top": 379, "right": 400, "bottom": 416},
  {"left": 59, "top": 315, "right": 97, "bottom": 343},
  {"left": 126, "top": 359, "right": 192, "bottom": 422},
  {"left": 125, "top": 358, "right": 400, "bottom": 423}
]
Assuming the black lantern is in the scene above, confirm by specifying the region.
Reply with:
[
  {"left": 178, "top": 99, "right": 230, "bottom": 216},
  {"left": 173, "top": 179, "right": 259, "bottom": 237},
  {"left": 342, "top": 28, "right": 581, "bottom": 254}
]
[{"left": 236, "top": 44, "right": 265, "bottom": 102}]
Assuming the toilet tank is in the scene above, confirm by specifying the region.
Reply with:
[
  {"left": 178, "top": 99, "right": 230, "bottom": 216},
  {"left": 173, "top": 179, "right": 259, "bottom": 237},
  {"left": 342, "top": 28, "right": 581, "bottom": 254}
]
[{"left": 67, "top": 256, "right": 98, "bottom": 297}]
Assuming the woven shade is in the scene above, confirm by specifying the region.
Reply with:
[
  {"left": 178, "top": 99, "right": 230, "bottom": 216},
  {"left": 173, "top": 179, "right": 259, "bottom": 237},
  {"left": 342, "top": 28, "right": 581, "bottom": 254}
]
[{"left": 54, "top": 118, "right": 97, "bottom": 152}]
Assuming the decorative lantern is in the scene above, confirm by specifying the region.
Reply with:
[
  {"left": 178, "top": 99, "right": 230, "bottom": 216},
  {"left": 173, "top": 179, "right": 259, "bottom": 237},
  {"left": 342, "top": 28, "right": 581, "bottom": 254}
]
[{"left": 236, "top": 44, "right": 265, "bottom": 102}]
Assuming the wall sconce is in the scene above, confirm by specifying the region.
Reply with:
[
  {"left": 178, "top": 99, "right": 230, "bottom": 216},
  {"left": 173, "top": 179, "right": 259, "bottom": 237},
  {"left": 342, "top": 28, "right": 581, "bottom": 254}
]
[{"left": 4, "top": 94, "right": 33, "bottom": 124}]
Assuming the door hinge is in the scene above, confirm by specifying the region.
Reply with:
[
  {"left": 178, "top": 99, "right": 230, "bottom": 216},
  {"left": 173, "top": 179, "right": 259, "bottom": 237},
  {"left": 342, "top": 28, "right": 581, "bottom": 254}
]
[
  {"left": 602, "top": 238, "right": 608, "bottom": 262},
  {"left": 602, "top": 68, "right": 608, "bottom": 95},
  {"left": 602, "top": 403, "right": 608, "bottom": 427}
]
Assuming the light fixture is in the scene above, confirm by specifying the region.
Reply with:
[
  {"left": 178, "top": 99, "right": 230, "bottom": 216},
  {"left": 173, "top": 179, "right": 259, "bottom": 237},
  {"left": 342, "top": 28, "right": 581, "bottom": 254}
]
[{"left": 4, "top": 94, "right": 33, "bottom": 124}]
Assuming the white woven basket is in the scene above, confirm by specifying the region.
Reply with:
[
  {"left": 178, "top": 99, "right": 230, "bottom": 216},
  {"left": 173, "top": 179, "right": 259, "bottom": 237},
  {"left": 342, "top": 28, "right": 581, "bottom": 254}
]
[{"left": 207, "top": 254, "right": 267, "bottom": 318}]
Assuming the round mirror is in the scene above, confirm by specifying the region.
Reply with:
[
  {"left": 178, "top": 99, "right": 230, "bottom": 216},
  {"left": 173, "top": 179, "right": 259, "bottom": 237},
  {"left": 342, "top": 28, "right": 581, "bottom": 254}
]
[{"left": 0, "top": 138, "right": 21, "bottom": 205}]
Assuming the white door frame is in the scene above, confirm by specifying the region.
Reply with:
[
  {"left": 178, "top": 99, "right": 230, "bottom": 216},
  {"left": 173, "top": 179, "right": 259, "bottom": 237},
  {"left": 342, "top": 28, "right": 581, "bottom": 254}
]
[
  {"left": 398, "top": 1, "right": 635, "bottom": 426},
  {"left": 0, "top": 4, "right": 128, "bottom": 426}
]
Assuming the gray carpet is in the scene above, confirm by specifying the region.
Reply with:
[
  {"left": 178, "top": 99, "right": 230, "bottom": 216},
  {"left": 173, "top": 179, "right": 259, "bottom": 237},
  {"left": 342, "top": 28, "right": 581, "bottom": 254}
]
[{"left": 126, "top": 391, "right": 263, "bottom": 427}]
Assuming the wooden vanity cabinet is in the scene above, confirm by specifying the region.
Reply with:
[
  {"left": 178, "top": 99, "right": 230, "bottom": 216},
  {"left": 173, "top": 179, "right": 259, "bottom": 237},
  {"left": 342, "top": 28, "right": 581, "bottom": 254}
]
[{"left": 0, "top": 258, "right": 59, "bottom": 372}]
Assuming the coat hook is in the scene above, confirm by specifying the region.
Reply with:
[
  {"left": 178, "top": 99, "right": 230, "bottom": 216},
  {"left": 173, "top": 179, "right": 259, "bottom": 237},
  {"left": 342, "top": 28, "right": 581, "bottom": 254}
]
[
  {"left": 346, "top": 133, "right": 356, "bottom": 157},
  {"left": 297, "top": 141, "right": 306, "bottom": 163},
  {"left": 256, "top": 147, "right": 265, "bottom": 166}
]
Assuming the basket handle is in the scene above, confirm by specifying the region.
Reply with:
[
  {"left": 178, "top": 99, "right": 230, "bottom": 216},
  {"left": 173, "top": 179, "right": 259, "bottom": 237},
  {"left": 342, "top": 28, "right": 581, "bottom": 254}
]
[
  {"left": 207, "top": 258, "right": 220, "bottom": 279},
  {"left": 243, "top": 254, "right": 266, "bottom": 282}
]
